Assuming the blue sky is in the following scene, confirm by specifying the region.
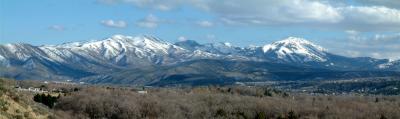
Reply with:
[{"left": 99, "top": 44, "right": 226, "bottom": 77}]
[{"left": 1, "top": 0, "right": 400, "bottom": 59}]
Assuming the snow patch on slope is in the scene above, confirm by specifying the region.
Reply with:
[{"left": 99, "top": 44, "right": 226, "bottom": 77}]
[
  {"left": 378, "top": 60, "right": 400, "bottom": 69},
  {"left": 262, "top": 37, "right": 327, "bottom": 62},
  {"left": 38, "top": 35, "right": 190, "bottom": 64}
]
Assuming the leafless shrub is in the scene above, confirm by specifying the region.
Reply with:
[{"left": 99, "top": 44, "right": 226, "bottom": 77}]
[{"left": 54, "top": 86, "right": 400, "bottom": 119}]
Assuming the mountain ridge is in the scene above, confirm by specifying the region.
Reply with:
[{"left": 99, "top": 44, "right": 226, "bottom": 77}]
[{"left": 0, "top": 34, "right": 398, "bottom": 85}]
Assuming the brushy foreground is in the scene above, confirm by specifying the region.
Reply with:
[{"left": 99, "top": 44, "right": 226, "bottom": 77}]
[
  {"left": 53, "top": 87, "right": 400, "bottom": 119},
  {"left": 0, "top": 78, "right": 50, "bottom": 119}
]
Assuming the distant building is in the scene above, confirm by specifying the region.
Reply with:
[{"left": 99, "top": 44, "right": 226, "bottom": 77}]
[
  {"left": 137, "top": 91, "right": 147, "bottom": 94},
  {"left": 234, "top": 82, "right": 246, "bottom": 86},
  {"left": 16, "top": 87, "right": 48, "bottom": 93}
]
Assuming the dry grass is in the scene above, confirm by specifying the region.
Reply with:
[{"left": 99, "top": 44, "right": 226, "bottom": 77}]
[
  {"left": 1, "top": 78, "right": 399, "bottom": 119},
  {"left": 0, "top": 78, "right": 52, "bottom": 119},
  {"left": 55, "top": 87, "right": 400, "bottom": 119}
]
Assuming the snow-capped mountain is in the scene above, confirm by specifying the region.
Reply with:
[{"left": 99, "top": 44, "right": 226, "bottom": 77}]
[
  {"left": 175, "top": 40, "right": 244, "bottom": 55},
  {"left": 0, "top": 35, "right": 393, "bottom": 70},
  {"left": 0, "top": 34, "right": 397, "bottom": 83},
  {"left": 379, "top": 60, "right": 400, "bottom": 70},
  {"left": 262, "top": 37, "right": 327, "bottom": 63},
  {"left": 0, "top": 43, "right": 48, "bottom": 61},
  {"left": 39, "top": 35, "right": 190, "bottom": 65},
  {"left": 0, "top": 35, "right": 237, "bottom": 80},
  {"left": 175, "top": 40, "right": 253, "bottom": 60}
]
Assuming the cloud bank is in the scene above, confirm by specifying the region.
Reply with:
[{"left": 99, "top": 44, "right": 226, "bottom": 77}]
[
  {"left": 100, "top": 0, "right": 400, "bottom": 32},
  {"left": 135, "top": 14, "right": 163, "bottom": 29},
  {"left": 101, "top": 20, "right": 128, "bottom": 28},
  {"left": 335, "top": 32, "right": 400, "bottom": 60}
]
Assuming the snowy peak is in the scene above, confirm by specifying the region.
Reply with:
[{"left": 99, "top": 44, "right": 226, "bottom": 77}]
[
  {"left": 35, "top": 34, "right": 189, "bottom": 65},
  {"left": 276, "top": 37, "right": 316, "bottom": 44},
  {"left": 2, "top": 43, "right": 38, "bottom": 53},
  {"left": 379, "top": 59, "right": 400, "bottom": 69},
  {"left": 262, "top": 37, "right": 325, "bottom": 52},
  {"left": 0, "top": 43, "right": 47, "bottom": 61},
  {"left": 262, "top": 37, "right": 327, "bottom": 62},
  {"left": 53, "top": 35, "right": 171, "bottom": 49},
  {"left": 49, "top": 34, "right": 175, "bottom": 55}
]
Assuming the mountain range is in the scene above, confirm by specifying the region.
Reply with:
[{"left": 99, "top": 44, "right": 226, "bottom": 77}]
[{"left": 1, "top": 35, "right": 399, "bottom": 86}]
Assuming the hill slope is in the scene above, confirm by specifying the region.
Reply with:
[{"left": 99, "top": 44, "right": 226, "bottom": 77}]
[{"left": 0, "top": 78, "right": 52, "bottom": 119}]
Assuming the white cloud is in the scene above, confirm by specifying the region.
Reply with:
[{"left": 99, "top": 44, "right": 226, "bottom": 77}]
[
  {"left": 102, "top": 0, "right": 182, "bottom": 11},
  {"left": 206, "top": 1, "right": 400, "bottom": 31},
  {"left": 136, "top": 14, "right": 161, "bottom": 29},
  {"left": 337, "top": 6, "right": 400, "bottom": 31},
  {"left": 337, "top": 33, "right": 400, "bottom": 60},
  {"left": 373, "top": 33, "right": 400, "bottom": 42},
  {"left": 177, "top": 36, "right": 187, "bottom": 41},
  {"left": 207, "top": 0, "right": 343, "bottom": 24},
  {"left": 353, "top": 0, "right": 400, "bottom": 9},
  {"left": 99, "top": 0, "right": 400, "bottom": 31},
  {"left": 196, "top": 20, "right": 214, "bottom": 27},
  {"left": 345, "top": 30, "right": 359, "bottom": 36},
  {"left": 101, "top": 20, "right": 128, "bottom": 28},
  {"left": 343, "top": 50, "right": 361, "bottom": 57},
  {"left": 48, "top": 25, "right": 65, "bottom": 31}
]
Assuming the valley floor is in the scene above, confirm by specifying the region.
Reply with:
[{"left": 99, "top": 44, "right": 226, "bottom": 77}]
[{"left": 1, "top": 78, "right": 400, "bottom": 119}]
